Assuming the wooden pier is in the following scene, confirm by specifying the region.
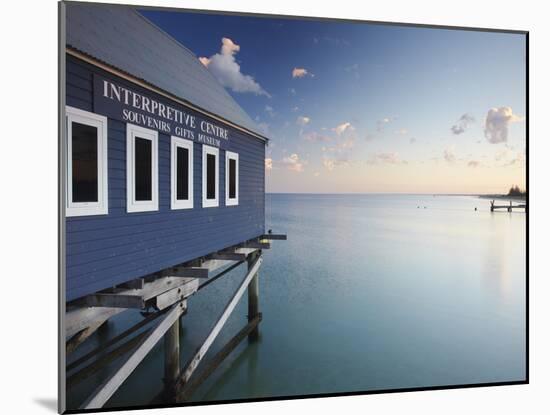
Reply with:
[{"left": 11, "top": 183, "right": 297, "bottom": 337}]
[
  {"left": 490, "top": 200, "right": 527, "bottom": 212},
  {"left": 66, "top": 233, "right": 286, "bottom": 410}
]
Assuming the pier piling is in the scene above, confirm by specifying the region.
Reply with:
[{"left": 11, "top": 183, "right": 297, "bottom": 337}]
[
  {"left": 164, "top": 319, "right": 180, "bottom": 398},
  {"left": 247, "top": 251, "right": 261, "bottom": 341}
]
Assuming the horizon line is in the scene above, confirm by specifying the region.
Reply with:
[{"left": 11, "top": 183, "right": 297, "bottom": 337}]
[{"left": 264, "top": 191, "right": 519, "bottom": 196}]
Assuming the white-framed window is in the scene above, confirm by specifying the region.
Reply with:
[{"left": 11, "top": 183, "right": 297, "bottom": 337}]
[
  {"left": 171, "top": 136, "right": 193, "bottom": 210},
  {"left": 202, "top": 145, "right": 219, "bottom": 208},
  {"left": 225, "top": 151, "right": 239, "bottom": 206},
  {"left": 126, "top": 123, "right": 158, "bottom": 213},
  {"left": 65, "top": 106, "right": 108, "bottom": 217}
]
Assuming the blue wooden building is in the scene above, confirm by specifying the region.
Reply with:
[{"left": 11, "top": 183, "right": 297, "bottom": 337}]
[{"left": 64, "top": 3, "right": 268, "bottom": 302}]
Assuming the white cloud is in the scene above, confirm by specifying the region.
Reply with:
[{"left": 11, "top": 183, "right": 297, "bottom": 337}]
[
  {"left": 321, "top": 137, "right": 355, "bottom": 154},
  {"left": 199, "top": 37, "right": 270, "bottom": 96},
  {"left": 396, "top": 128, "right": 408, "bottom": 135},
  {"left": 333, "top": 122, "right": 353, "bottom": 135},
  {"left": 282, "top": 153, "right": 305, "bottom": 172},
  {"left": 302, "top": 131, "right": 331, "bottom": 142},
  {"left": 319, "top": 123, "right": 357, "bottom": 155},
  {"left": 292, "top": 67, "right": 313, "bottom": 78},
  {"left": 296, "top": 116, "right": 311, "bottom": 126},
  {"left": 367, "top": 152, "right": 405, "bottom": 165},
  {"left": 339, "top": 137, "right": 355, "bottom": 150},
  {"left": 495, "top": 148, "right": 526, "bottom": 167},
  {"left": 322, "top": 157, "right": 350, "bottom": 171},
  {"left": 484, "top": 107, "right": 524, "bottom": 144},
  {"left": 451, "top": 113, "right": 475, "bottom": 135},
  {"left": 323, "top": 158, "right": 336, "bottom": 171},
  {"left": 444, "top": 146, "right": 456, "bottom": 163},
  {"left": 495, "top": 147, "right": 514, "bottom": 162},
  {"left": 507, "top": 151, "right": 526, "bottom": 167},
  {"left": 265, "top": 158, "right": 273, "bottom": 170}
]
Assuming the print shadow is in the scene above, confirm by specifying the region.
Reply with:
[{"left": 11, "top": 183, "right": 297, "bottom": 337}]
[{"left": 34, "top": 398, "right": 57, "bottom": 413}]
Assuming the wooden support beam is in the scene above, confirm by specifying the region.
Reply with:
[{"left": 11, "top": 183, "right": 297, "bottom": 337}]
[
  {"left": 247, "top": 251, "right": 261, "bottom": 341},
  {"left": 84, "top": 293, "right": 146, "bottom": 309},
  {"left": 198, "top": 260, "right": 245, "bottom": 291},
  {"left": 161, "top": 267, "right": 209, "bottom": 279},
  {"left": 66, "top": 319, "right": 107, "bottom": 355},
  {"left": 80, "top": 301, "right": 187, "bottom": 410},
  {"left": 66, "top": 309, "right": 169, "bottom": 372},
  {"left": 241, "top": 241, "right": 271, "bottom": 249},
  {"left": 176, "top": 315, "right": 262, "bottom": 402},
  {"left": 66, "top": 250, "right": 257, "bottom": 339},
  {"left": 164, "top": 319, "right": 180, "bottom": 397},
  {"left": 66, "top": 307, "right": 123, "bottom": 339},
  {"left": 68, "top": 277, "right": 197, "bottom": 338},
  {"left": 139, "top": 276, "right": 197, "bottom": 302},
  {"left": 68, "top": 328, "right": 152, "bottom": 387},
  {"left": 155, "top": 280, "right": 199, "bottom": 311},
  {"left": 117, "top": 278, "right": 145, "bottom": 290},
  {"left": 176, "top": 255, "right": 263, "bottom": 388},
  {"left": 209, "top": 252, "right": 248, "bottom": 261},
  {"left": 199, "top": 248, "right": 257, "bottom": 274},
  {"left": 260, "top": 233, "right": 287, "bottom": 240},
  {"left": 234, "top": 247, "right": 258, "bottom": 255}
]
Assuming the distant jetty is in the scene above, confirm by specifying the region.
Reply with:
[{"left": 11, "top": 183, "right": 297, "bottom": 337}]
[
  {"left": 489, "top": 199, "right": 527, "bottom": 212},
  {"left": 477, "top": 193, "right": 527, "bottom": 212}
]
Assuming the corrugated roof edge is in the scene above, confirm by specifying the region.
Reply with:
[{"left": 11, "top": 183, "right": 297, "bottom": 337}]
[
  {"left": 66, "top": 46, "right": 269, "bottom": 144},
  {"left": 132, "top": 9, "right": 201, "bottom": 69}
]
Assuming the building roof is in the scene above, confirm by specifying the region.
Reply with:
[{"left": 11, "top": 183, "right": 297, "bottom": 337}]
[{"left": 65, "top": 2, "right": 267, "bottom": 140}]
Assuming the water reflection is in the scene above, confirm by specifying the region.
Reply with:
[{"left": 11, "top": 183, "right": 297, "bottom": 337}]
[{"left": 194, "top": 338, "right": 262, "bottom": 401}]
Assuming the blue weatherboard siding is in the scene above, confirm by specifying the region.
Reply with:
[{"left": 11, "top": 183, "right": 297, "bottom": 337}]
[{"left": 66, "top": 55, "right": 265, "bottom": 301}]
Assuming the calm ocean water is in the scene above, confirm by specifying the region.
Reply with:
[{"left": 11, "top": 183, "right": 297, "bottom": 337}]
[{"left": 67, "top": 194, "right": 526, "bottom": 408}]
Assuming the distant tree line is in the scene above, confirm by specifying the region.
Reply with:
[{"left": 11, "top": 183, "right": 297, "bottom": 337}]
[{"left": 508, "top": 185, "right": 527, "bottom": 197}]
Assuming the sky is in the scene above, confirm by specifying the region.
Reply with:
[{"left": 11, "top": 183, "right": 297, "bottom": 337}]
[{"left": 141, "top": 9, "right": 527, "bottom": 194}]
